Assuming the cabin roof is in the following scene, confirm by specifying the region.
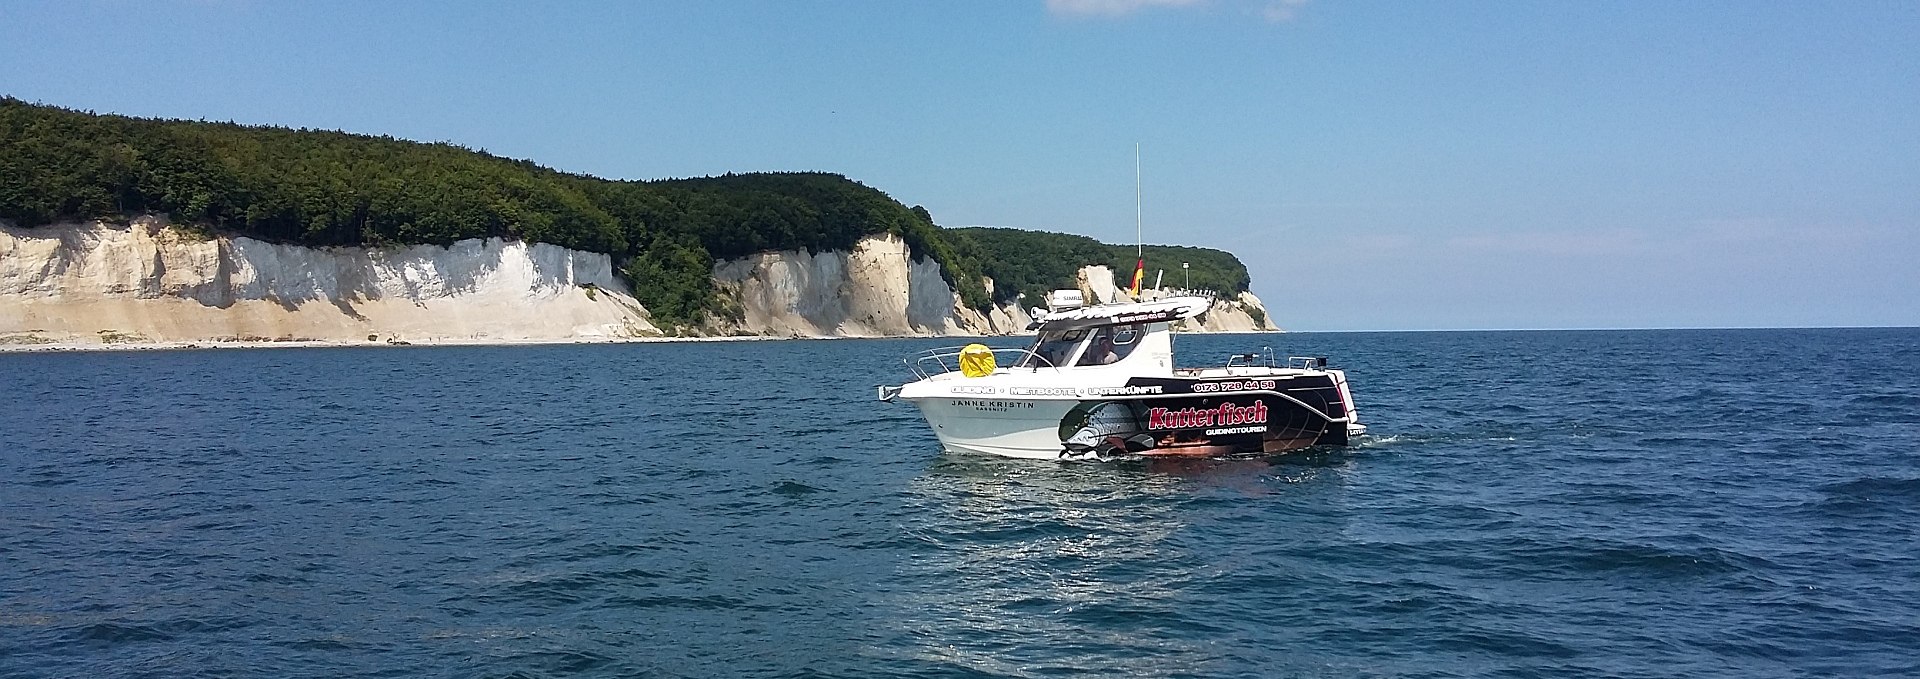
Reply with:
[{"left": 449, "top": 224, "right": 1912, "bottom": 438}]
[{"left": 1028, "top": 296, "right": 1212, "bottom": 332}]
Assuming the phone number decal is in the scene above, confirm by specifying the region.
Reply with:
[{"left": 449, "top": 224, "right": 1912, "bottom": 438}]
[{"left": 1191, "top": 379, "right": 1277, "bottom": 393}]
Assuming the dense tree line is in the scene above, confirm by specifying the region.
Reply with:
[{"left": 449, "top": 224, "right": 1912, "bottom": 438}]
[
  {"left": 1, "top": 98, "right": 1245, "bottom": 329},
  {"left": 0, "top": 99, "right": 627, "bottom": 252},
  {"left": 951, "top": 227, "right": 1250, "bottom": 305},
  {"left": 581, "top": 173, "right": 992, "bottom": 318}
]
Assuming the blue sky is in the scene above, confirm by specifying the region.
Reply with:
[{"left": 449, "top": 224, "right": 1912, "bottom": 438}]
[{"left": 3, "top": 0, "right": 1915, "bottom": 330}]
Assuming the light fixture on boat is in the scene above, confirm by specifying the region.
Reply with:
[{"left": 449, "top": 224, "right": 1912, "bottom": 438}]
[{"left": 1046, "top": 289, "right": 1085, "bottom": 312}]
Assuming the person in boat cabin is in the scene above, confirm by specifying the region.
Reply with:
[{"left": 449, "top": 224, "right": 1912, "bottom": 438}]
[
  {"left": 1079, "top": 324, "right": 1142, "bottom": 366},
  {"left": 1083, "top": 333, "right": 1120, "bottom": 366}
]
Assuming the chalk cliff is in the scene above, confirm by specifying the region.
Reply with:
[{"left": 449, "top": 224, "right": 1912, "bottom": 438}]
[
  {"left": 0, "top": 219, "right": 658, "bottom": 346},
  {"left": 710, "top": 234, "right": 1027, "bottom": 337},
  {"left": 1184, "top": 291, "right": 1281, "bottom": 332},
  {"left": 1, "top": 220, "right": 1275, "bottom": 347}
]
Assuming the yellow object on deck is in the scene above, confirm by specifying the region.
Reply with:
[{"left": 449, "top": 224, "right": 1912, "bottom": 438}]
[{"left": 959, "top": 344, "right": 997, "bottom": 378}]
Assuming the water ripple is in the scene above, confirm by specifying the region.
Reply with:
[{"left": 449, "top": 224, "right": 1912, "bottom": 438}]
[{"left": 2, "top": 330, "right": 1918, "bottom": 677}]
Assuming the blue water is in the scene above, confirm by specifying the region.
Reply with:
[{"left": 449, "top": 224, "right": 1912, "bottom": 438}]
[{"left": 2, "top": 329, "right": 1917, "bottom": 678}]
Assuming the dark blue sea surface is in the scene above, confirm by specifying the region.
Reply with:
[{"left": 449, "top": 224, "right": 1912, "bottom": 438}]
[{"left": 3, "top": 329, "right": 1917, "bottom": 678}]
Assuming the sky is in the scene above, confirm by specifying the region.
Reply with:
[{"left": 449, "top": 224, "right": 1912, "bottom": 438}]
[{"left": 2, "top": 0, "right": 1916, "bottom": 331}]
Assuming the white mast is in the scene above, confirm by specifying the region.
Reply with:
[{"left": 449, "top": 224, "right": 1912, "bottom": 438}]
[{"left": 1133, "top": 143, "right": 1144, "bottom": 300}]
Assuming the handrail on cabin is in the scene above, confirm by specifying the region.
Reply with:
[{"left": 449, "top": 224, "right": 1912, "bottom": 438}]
[{"left": 904, "top": 346, "right": 1060, "bottom": 380}]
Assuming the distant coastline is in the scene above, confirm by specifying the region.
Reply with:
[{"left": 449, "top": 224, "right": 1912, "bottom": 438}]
[
  {"left": 0, "top": 319, "right": 1285, "bottom": 355},
  {"left": 3, "top": 220, "right": 1277, "bottom": 348},
  {"left": 2, "top": 98, "right": 1264, "bottom": 337},
  {"left": 0, "top": 334, "right": 762, "bottom": 354}
]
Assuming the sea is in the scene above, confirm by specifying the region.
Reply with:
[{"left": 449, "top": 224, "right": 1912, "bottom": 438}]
[{"left": 2, "top": 328, "right": 1916, "bottom": 678}]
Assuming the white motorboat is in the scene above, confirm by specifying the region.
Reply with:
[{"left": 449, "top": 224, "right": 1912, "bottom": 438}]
[{"left": 878, "top": 292, "right": 1364, "bottom": 460}]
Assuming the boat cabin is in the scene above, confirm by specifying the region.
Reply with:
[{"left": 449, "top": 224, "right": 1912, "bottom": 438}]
[
  {"left": 1017, "top": 322, "right": 1158, "bottom": 369},
  {"left": 1010, "top": 295, "right": 1212, "bottom": 374}
]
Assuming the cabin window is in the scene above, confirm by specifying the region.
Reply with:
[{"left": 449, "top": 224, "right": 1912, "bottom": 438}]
[
  {"left": 1076, "top": 324, "right": 1143, "bottom": 366},
  {"left": 1021, "top": 329, "right": 1086, "bottom": 368}
]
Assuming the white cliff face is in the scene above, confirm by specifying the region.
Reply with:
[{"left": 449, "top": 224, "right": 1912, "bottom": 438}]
[
  {"left": 0, "top": 219, "right": 659, "bottom": 345},
  {"left": 711, "top": 234, "right": 1026, "bottom": 337},
  {"left": 1078, "top": 265, "right": 1123, "bottom": 304},
  {"left": 1, "top": 219, "right": 1264, "bottom": 346},
  {"left": 1187, "top": 291, "right": 1281, "bottom": 332},
  {"left": 950, "top": 275, "right": 1031, "bottom": 336}
]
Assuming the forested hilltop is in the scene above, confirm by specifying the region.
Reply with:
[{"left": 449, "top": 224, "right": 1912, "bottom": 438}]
[
  {"left": 1, "top": 98, "right": 1248, "bottom": 328},
  {"left": 952, "top": 227, "right": 1250, "bottom": 306}
]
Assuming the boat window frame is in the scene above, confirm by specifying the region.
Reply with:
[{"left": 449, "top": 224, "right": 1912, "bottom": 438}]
[
  {"left": 1075, "top": 323, "right": 1145, "bottom": 367},
  {"left": 1020, "top": 327, "right": 1091, "bottom": 369}
]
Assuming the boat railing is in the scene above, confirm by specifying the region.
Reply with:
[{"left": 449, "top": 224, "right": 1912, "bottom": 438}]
[
  {"left": 906, "top": 346, "right": 1060, "bottom": 380},
  {"left": 1201, "top": 349, "right": 1328, "bottom": 372},
  {"left": 1225, "top": 348, "right": 1277, "bottom": 369}
]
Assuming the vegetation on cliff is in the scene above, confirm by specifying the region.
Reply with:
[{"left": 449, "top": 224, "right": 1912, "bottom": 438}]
[
  {"left": 1, "top": 97, "right": 1245, "bottom": 328},
  {"left": 952, "top": 227, "right": 1250, "bottom": 305},
  {"left": 582, "top": 173, "right": 991, "bottom": 323}
]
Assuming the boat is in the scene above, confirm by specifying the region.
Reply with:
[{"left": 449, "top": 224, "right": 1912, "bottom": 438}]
[{"left": 877, "top": 291, "right": 1364, "bottom": 460}]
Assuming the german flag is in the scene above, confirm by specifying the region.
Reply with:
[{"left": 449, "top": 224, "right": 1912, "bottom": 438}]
[{"left": 1130, "top": 258, "right": 1145, "bottom": 298}]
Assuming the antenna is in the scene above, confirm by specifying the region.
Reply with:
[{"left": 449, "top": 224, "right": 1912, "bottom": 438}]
[{"left": 1132, "top": 143, "right": 1145, "bottom": 300}]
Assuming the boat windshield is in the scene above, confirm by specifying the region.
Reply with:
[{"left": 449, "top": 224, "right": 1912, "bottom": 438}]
[
  {"left": 1075, "top": 324, "right": 1143, "bottom": 366},
  {"left": 1019, "top": 328, "right": 1087, "bottom": 368}
]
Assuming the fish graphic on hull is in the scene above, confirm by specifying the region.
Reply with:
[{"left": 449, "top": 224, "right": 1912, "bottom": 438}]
[{"left": 1058, "top": 401, "right": 1158, "bottom": 456}]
